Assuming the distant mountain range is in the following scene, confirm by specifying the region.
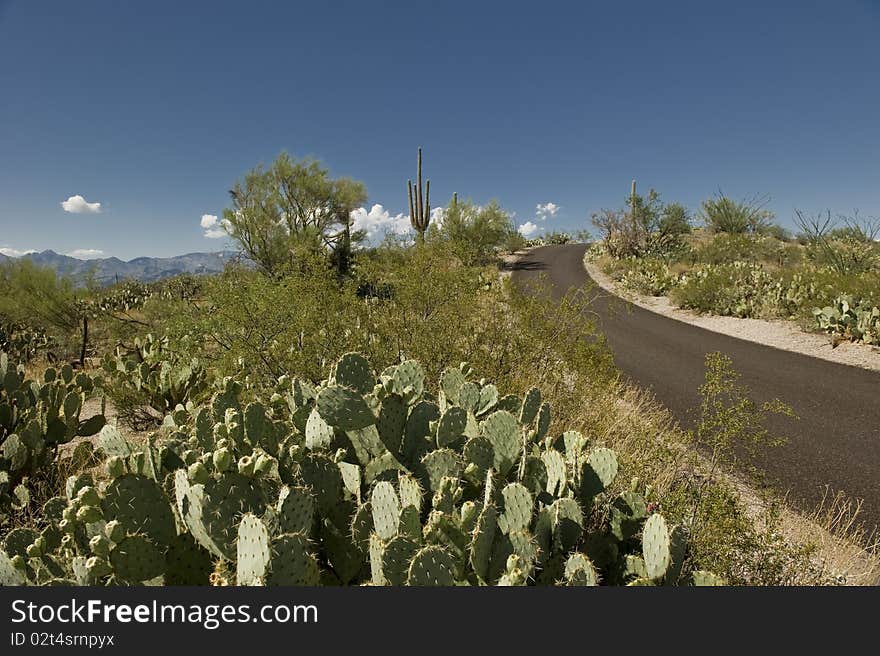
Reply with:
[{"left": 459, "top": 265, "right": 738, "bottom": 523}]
[{"left": 0, "top": 250, "right": 240, "bottom": 286}]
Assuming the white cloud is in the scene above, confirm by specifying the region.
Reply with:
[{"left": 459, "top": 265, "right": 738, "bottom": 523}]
[
  {"left": 201, "top": 213, "right": 232, "bottom": 239},
  {"left": 430, "top": 206, "right": 446, "bottom": 229},
  {"left": 350, "top": 204, "right": 412, "bottom": 243},
  {"left": 61, "top": 195, "right": 102, "bottom": 213},
  {"left": 67, "top": 249, "right": 104, "bottom": 259},
  {"left": 0, "top": 246, "right": 37, "bottom": 257},
  {"left": 518, "top": 221, "right": 539, "bottom": 238},
  {"left": 536, "top": 202, "right": 559, "bottom": 220}
]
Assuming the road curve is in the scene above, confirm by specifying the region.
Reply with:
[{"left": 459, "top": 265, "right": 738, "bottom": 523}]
[{"left": 510, "top": 244, "right": 880, "bottom": 531}]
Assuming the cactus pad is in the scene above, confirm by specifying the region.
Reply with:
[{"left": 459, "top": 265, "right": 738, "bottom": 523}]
[
  {"left": 164, "top": 533, "right": 213, "bottom": 585},
  {"left": 436, "top": 406, "right": 467, "bottom": 447},
  {"left": 277, "top": 486, "right": 316, "bottom": 535},
  {"left": 542, "top": 449, "right": 567, "bottom": 497},
  {"left": 691, "top": 570, "right": 725, "bottom": 586},
  {"left": 267, "top": 533, "right": 320, "bottom": 586},
  {"left": 564, "top": 552, "right": 598, "bottom": 585},
  {"left": 237, "top": 513, "right": 271, "bottom": 585},
  {"left": 469, "top": 504, "right": 497, "bottom": 582},
  {"left": 480, "top": 410, "right": 520, "bottom": 475},
  {"left": 370, "top": 481, "right": 401, "bottom": 540},
  {"left": 305, "top": 407, "right": 335, "bottom": 450},
  {"left": 392, "top": 360, "right": 425, "bottom": 400},
  {"left": 439, "top": 368, "right": 466, "bottom": 406},
  {"left": 642, "top": 513, "right": 671, "bottom": 580},
  {"left": 475, "top": 384, "right": 499, "bottom": 416},
  {"left": 109, "top": 535, "right": 165, "bottom": 582},
  {"left": 316, "top": 386, "right": 375, "bottom": 431},
  {"left": 519, "top": 387, "right": 541, "bottom": 426},
  {"left": 299, "top": 453, "right": 344, "bottom": 514},
  {"left": 552, "top": 497, "right": 584, "bottom": 553},
  {"left": 101, "top": 474, "right": 176, "bottom": 547},
  {"left": 499, "top": 483, "right": 533, "bottom": 534},
  {"left": 407, "top": 545, "right": 457, "bottom": 586},
  {"left": 377, "top": 393, "right": 408, "bottom": 454},
  {"left": 380, "top": 535, "right": 419, "bottom": 585},
  {"left": 457, "top": 382, "right": 480, "bottom": 413},
  {"left": 420, "top": 448, "right": 462, "bottom": 492},
  {"left": 334, "top": 352, "right": 373, "bottom": 394},
  {"left": 398, "top": 474, "right": 423, "bottom": 511},
  {"left": 581, "top": 447, "right": 618, "bottom": 498}
]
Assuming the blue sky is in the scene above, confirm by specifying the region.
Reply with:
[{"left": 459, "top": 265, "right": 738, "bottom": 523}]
[{"left": 0, "top": 0, "right": 878, "bottom": 259}]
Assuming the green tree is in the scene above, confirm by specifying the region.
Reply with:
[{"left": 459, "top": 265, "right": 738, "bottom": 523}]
[
  {"left": 223, "top": 152, "right": 367, "bottom": 276},
  {"left": 0, "top": 259, "right": 88, "bottom": 361}
]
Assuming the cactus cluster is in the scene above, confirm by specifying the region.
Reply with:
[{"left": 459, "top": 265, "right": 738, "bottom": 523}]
[
  {"left": 1, "top": 352, "right": 722, "bottom": 586},
  {"left": 0, "top": 323, "right": 55, "bottom": 364},
  {"left": 101, "top": 334, "right": 209, "bottom": 418},
  {"left": 0, "top": 352, "right": 105, "bottom": 516},
  {"left": 813, "top": 295, "right": 880, "bottom": 345}
]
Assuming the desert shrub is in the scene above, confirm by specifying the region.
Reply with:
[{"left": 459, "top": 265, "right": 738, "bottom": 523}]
[
  {"left": 795, "top": 210, "right": 880, "bottom": 275},
  {"left": 159, "top": 256, "right": 361, "bottom": 384},
  {"left": 100, "top": 334, "right": 211, "bottom": 429},
  {"left": 670, "top": 262, "right": 777, "bottom": 318},
  {"left": 617, "top": 258, "right": 678, "bottom": 296},
  {"left": 503, "top": 230, "right": 528, "bottom": 252},
  {"left": 592, "top": 189, "right": 690, "bottom": 259},
  {"left": 0, "top": 260, "right": 88, "bottom": 362},
  {"left": 700, "top": 193, "right": 775, "bottom": 234},
  {"left": 433, "top": 198, "right": 516, "bottom": 266},
  {"left": 693, "top": 233, "right": 800, "bottom": 268}
]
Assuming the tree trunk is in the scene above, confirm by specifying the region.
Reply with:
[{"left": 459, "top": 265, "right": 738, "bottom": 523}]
[{"left": 79, "top": 315, "right": 88, "bottom": 366}]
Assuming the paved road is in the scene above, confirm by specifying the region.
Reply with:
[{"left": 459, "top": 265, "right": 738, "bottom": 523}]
[{"left": 510, "top": 244, "right": 880, "bottom": 531}]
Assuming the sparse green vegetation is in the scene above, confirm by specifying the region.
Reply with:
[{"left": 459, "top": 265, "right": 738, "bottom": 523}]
[
  {"left": 589, "top": 189, "right": 880, "bottom": 345},
  {"left": 0, "top": 164, "right": 871, "bottom": 587}
]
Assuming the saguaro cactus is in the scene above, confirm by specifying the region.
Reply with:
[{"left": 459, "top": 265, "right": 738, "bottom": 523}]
[{"left": 407, "top": 147, "right": 431, "bottom": 241}]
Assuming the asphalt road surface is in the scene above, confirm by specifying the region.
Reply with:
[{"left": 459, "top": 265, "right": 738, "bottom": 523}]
[{"left": 510, "top": 244, "right": 880, "bottom": 531}]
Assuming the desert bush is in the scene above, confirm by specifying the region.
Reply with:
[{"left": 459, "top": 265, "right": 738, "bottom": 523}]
[
  {"left": 100, "top": 334, "right": 211, "bottom": 429},
  {"left": 795, "top": 210, "right": 880, "bottom": 275},
  {"left": 0, "top": 260, "right": 88, "bottom": 362},
  {"left": 592, "top": 189, "right": 661, "bottom": 259},
  {"left": 432, "top": 198, "right": 516, "bottom": 266},
  {"left": 700, "top": 193, "right": 775, "bottom": 234},
  {"left": 670, "top": 262, "right": 777, "bottom": 318},
  {"left": 525, "top": 232, "right": 574, "bottom": 247},
  {"left": 692, "top": 233, "right": 801, "bottom": 268},
  {"left": 616, "top": 258, "right": 678, "bottom": 296},
  {"left": 592, "top": 188, "right": 690, "bottom": 259}
]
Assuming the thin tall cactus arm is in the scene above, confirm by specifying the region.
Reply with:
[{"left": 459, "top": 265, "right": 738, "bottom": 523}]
[{"left": 425, "top": 179, "right": 430, "bottom": 224}]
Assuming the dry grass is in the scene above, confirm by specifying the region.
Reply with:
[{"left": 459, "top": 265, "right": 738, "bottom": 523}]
[{"left": 596, "top": 382, "right": 880, "bottom": 585}]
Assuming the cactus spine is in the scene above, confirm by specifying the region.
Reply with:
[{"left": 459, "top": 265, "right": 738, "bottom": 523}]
[{"left": 407, "top": 147, "right": 431, "bottom": 241}]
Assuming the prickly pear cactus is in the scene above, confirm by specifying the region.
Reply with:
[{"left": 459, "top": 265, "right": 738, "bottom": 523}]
[{"left": 0, "top": 351, "right": 720, "bottom": 587}]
